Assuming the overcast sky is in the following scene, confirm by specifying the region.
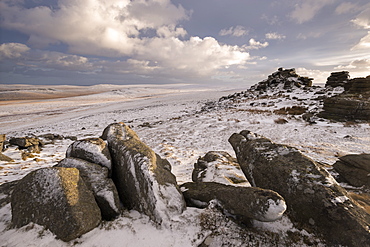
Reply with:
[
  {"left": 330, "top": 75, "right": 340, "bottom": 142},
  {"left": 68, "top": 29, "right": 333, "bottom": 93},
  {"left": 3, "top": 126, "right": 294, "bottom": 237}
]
[{"left": 0, "top": 0, "right": 369, "bottom": 86}]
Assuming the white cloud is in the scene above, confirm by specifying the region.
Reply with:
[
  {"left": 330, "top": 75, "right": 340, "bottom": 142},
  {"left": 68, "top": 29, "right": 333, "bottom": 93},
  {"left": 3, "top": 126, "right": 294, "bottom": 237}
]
[
  {"left": 351, "top": 3, "right": 370, "bottom": 50},
  {"left": 265, "top": 32, "right": 286, "bottom": 40},
  {"left": 290, "top": 0, "right": 335, "bottom": 24},
  {"left": 0, "top": 0, "right": 250, "bottom": 79},
  {"left": 351, "top": 4, "right": 370, "bottom": 29},
  {"left": 243, "top": 39, "right": 269, "bottom": 50},
  {"left": 0, "top": 43, "right": 30, "bottom": 59},
  {"left": 352, "top": 31, "right": 370, "bottom": 50},
  {"left": 295, "top": 67, "right": 331, "bottom": 85},
  {"left": 335, "top": 58, "right": 370, "bottom": 71},
  {"left": 219, "top": 26, "right": 248, "bottom": 37},
  {"left": 335, "top": 2, "right": 360, "bottom": 15}
]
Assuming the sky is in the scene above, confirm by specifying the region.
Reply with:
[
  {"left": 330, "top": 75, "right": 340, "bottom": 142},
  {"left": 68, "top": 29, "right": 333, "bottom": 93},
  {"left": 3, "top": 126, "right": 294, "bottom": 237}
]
[{"left": 0, "top": 0, "right": 369, "bottom": 86}]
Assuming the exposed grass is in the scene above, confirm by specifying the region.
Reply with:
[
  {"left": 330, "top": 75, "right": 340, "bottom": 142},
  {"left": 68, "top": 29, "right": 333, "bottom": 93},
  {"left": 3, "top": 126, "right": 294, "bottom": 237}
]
[{"left": 274, "top": 106, "right": 307, "bottom": 115}]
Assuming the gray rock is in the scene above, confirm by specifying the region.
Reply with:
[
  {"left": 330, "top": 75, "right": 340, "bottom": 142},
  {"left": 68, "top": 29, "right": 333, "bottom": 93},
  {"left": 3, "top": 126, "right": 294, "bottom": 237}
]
[
  {"left": 181, "top": 182, "right": 286, "bottom": 224},
  {"left": 11, "top": 167, "right": 101, "bottom": 242},
  {"left": 9, "top": 137, "right": 43, "bottom": 153},
  {"left": 229, "top": 130, "right": 370, "bottom": 247},
  {"left": 333, "top": 154, "right": 370, "bottom": 188},
  {"left": 0, "top": 180, "right": 18, "bottom": 207},
  {"left": 192, "top": 151, "right": 249, "bottom": 186},
  {"left": 56, "top": 157, "right": 121, "bottom": 220},
  {"left": 66, "top": 138, "right": 112, "bottom": 176},
  {"left": 102, "top": 122, "right": 186, "bottom": 225}
]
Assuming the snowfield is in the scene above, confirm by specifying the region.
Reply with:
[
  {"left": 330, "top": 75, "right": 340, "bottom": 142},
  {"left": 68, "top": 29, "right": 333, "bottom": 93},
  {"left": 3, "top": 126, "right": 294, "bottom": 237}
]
[{"left": 0, "top": 83, "right": 369, "bottom": 246}]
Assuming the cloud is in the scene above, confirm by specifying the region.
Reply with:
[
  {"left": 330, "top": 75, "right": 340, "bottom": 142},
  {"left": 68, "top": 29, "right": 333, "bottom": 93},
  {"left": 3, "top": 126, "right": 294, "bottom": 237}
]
[
  {"left": 219, "top": 26, "right": 248, "bottom": 37},
  {"left": 351, "top": 3, "right": 370, "bottom": 50},
  {"left": 0, "top": 43, "right": 30, "bottom": 59},
  {"left": 265, "top": 32, "right": 286, "bottom": 40},
  {"left": 290, "top": 0, "right": 335, "bottom": 24},
  {"left": 351, "top": 4, "right": 370, "bottom": 29},
  {"left": 0, "top": 43, "right": 95, "bottom": 72},
  {"left": 352, "top": 31, "right": 370, "bottom": 50},
  {"left": 335, "top": 58, "right": 370, "bottom": 71},
  {"left": 295, "top": 67, "right": 331, "bottom": 85},
  {"left": 0, "top": 0, "right": 250, "bottom": 80},
  {"left": 243, "top": 39, "right": 269, "bottom": 50},
  {"left": 261, "top": 14, "right": 280, "bottom": 26},
  {"left": 335, "top": 2, "right": 360, "bottom": 15}
]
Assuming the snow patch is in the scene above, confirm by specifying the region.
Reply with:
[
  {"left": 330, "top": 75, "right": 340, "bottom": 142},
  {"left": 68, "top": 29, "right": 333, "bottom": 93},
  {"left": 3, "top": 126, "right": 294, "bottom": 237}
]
[
  {"left": 261, "top": 199, "right": 286, "bottom": 222},
  {"left": 331, "top": 196, "right": 349, "bottom": 205}
]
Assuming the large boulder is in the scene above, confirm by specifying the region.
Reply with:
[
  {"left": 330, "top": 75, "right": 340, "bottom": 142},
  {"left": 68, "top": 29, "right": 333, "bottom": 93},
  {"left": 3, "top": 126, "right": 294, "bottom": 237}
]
[
  {"left": 333, "top": 154, "right": 370, "bottom": 188},
  {"left": 192, "top": 151, "right": 249, "bottom": 186},
  {"left": 66, "top": 138, "right": 112, "bottom": 176},
  {"left": 56, "top": 157, "right": 121, "bottom": 220},
  {"left": 11, "top": 167, "right": 101, "bottom": 242},
  {"left": 102, "top": 122, "right": 186, "bottom": 225},
  {"left": 181, "top": 182, "right": 286, "bottom": 224},
  {"left": 0, "top": 180, "right": 18, "bottom": 207},
  {"left": 229, "top": 130, "right": 370, "bottom": 247}
]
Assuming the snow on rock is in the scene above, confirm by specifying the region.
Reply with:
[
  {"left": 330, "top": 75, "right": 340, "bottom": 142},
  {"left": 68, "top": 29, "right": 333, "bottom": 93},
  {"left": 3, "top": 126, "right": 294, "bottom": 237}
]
[
  {"left": 102, "top": 122, "right": 186, "bottom": 225},
  {"left": 11, "top": 167, "right": 101, "bottom": 242},
  {"left": 229, "top": 130, "right": 370, "bottom": 246},
  {"left": 56, "top": 157, "right": 121, "bottom": 220},
  {"left": 180, "top": 182, "right": 286, "bottom": 223},
  {"left": 192, "top": 151, "right": 250, "bottom": 186},
  {"left": 66, "top": 138, "right": 112, "bottom": 176}
]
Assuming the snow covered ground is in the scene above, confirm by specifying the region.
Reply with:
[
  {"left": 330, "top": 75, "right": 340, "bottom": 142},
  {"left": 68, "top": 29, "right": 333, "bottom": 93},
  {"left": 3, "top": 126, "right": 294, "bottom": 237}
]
[{"left": 0, "top": 83, "right": 369, "bottom": 246}]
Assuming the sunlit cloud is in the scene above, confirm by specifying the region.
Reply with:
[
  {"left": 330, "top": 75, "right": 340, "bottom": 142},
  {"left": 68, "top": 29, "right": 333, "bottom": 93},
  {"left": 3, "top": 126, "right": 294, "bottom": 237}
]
[
  {"left": 243, "top": 39, "right": 269, "bottom": 50},
  {"left": 335, "top": 58, "right": 370, "bottom": 72},
  {"left": 0, "top": 0, "right": 250, "bottom": 80}
]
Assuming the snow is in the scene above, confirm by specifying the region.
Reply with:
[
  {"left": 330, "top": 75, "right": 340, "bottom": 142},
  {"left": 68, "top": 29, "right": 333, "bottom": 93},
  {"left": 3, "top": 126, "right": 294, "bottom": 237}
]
[
  {"left": 331, "top": 196, "right": 349, "bottom": 205},
  {"left": 1, "top": 83, "right": 369, "bottom": 246},
  {"left": 261, "top": 199, "right": 287, "bottom": 222},
  {"left": 67, "top": 141, "right": 111, "bottom": 171}
]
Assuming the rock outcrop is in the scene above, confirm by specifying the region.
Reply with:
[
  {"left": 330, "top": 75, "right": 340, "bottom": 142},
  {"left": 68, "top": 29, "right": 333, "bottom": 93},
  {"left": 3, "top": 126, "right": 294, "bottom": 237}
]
[
  {"left": 251, "top": 68, "right": 313, "bottom": 92},
  {"left": 229, "top": 130, "right": 370, "bottom": 247},
  {"left": 192, "top": 151, "right": 249, "bottom": 186},
  {"left": 325, "top": 71, "right": 350, "bottom": 88},
  {"left": 333, "top": 154, "right": 370, "bottom": 188},
  {"left": 56, "top": 157, "right": 121, "bottom": 220},
  {"left": 66, "top": 138, "right": 112, "bottom": 176},
  {"left": 102, "top": 122, "right": 186, "bottom": 225},
  {"left": 11, "top": 167, "right": 101, "bottom": 242},
  {"left": 181, "top": 182, "right": 286, "bottom": 224},
  {"left": 320, "top": 75, "right": 370, "bottom": 121}
]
